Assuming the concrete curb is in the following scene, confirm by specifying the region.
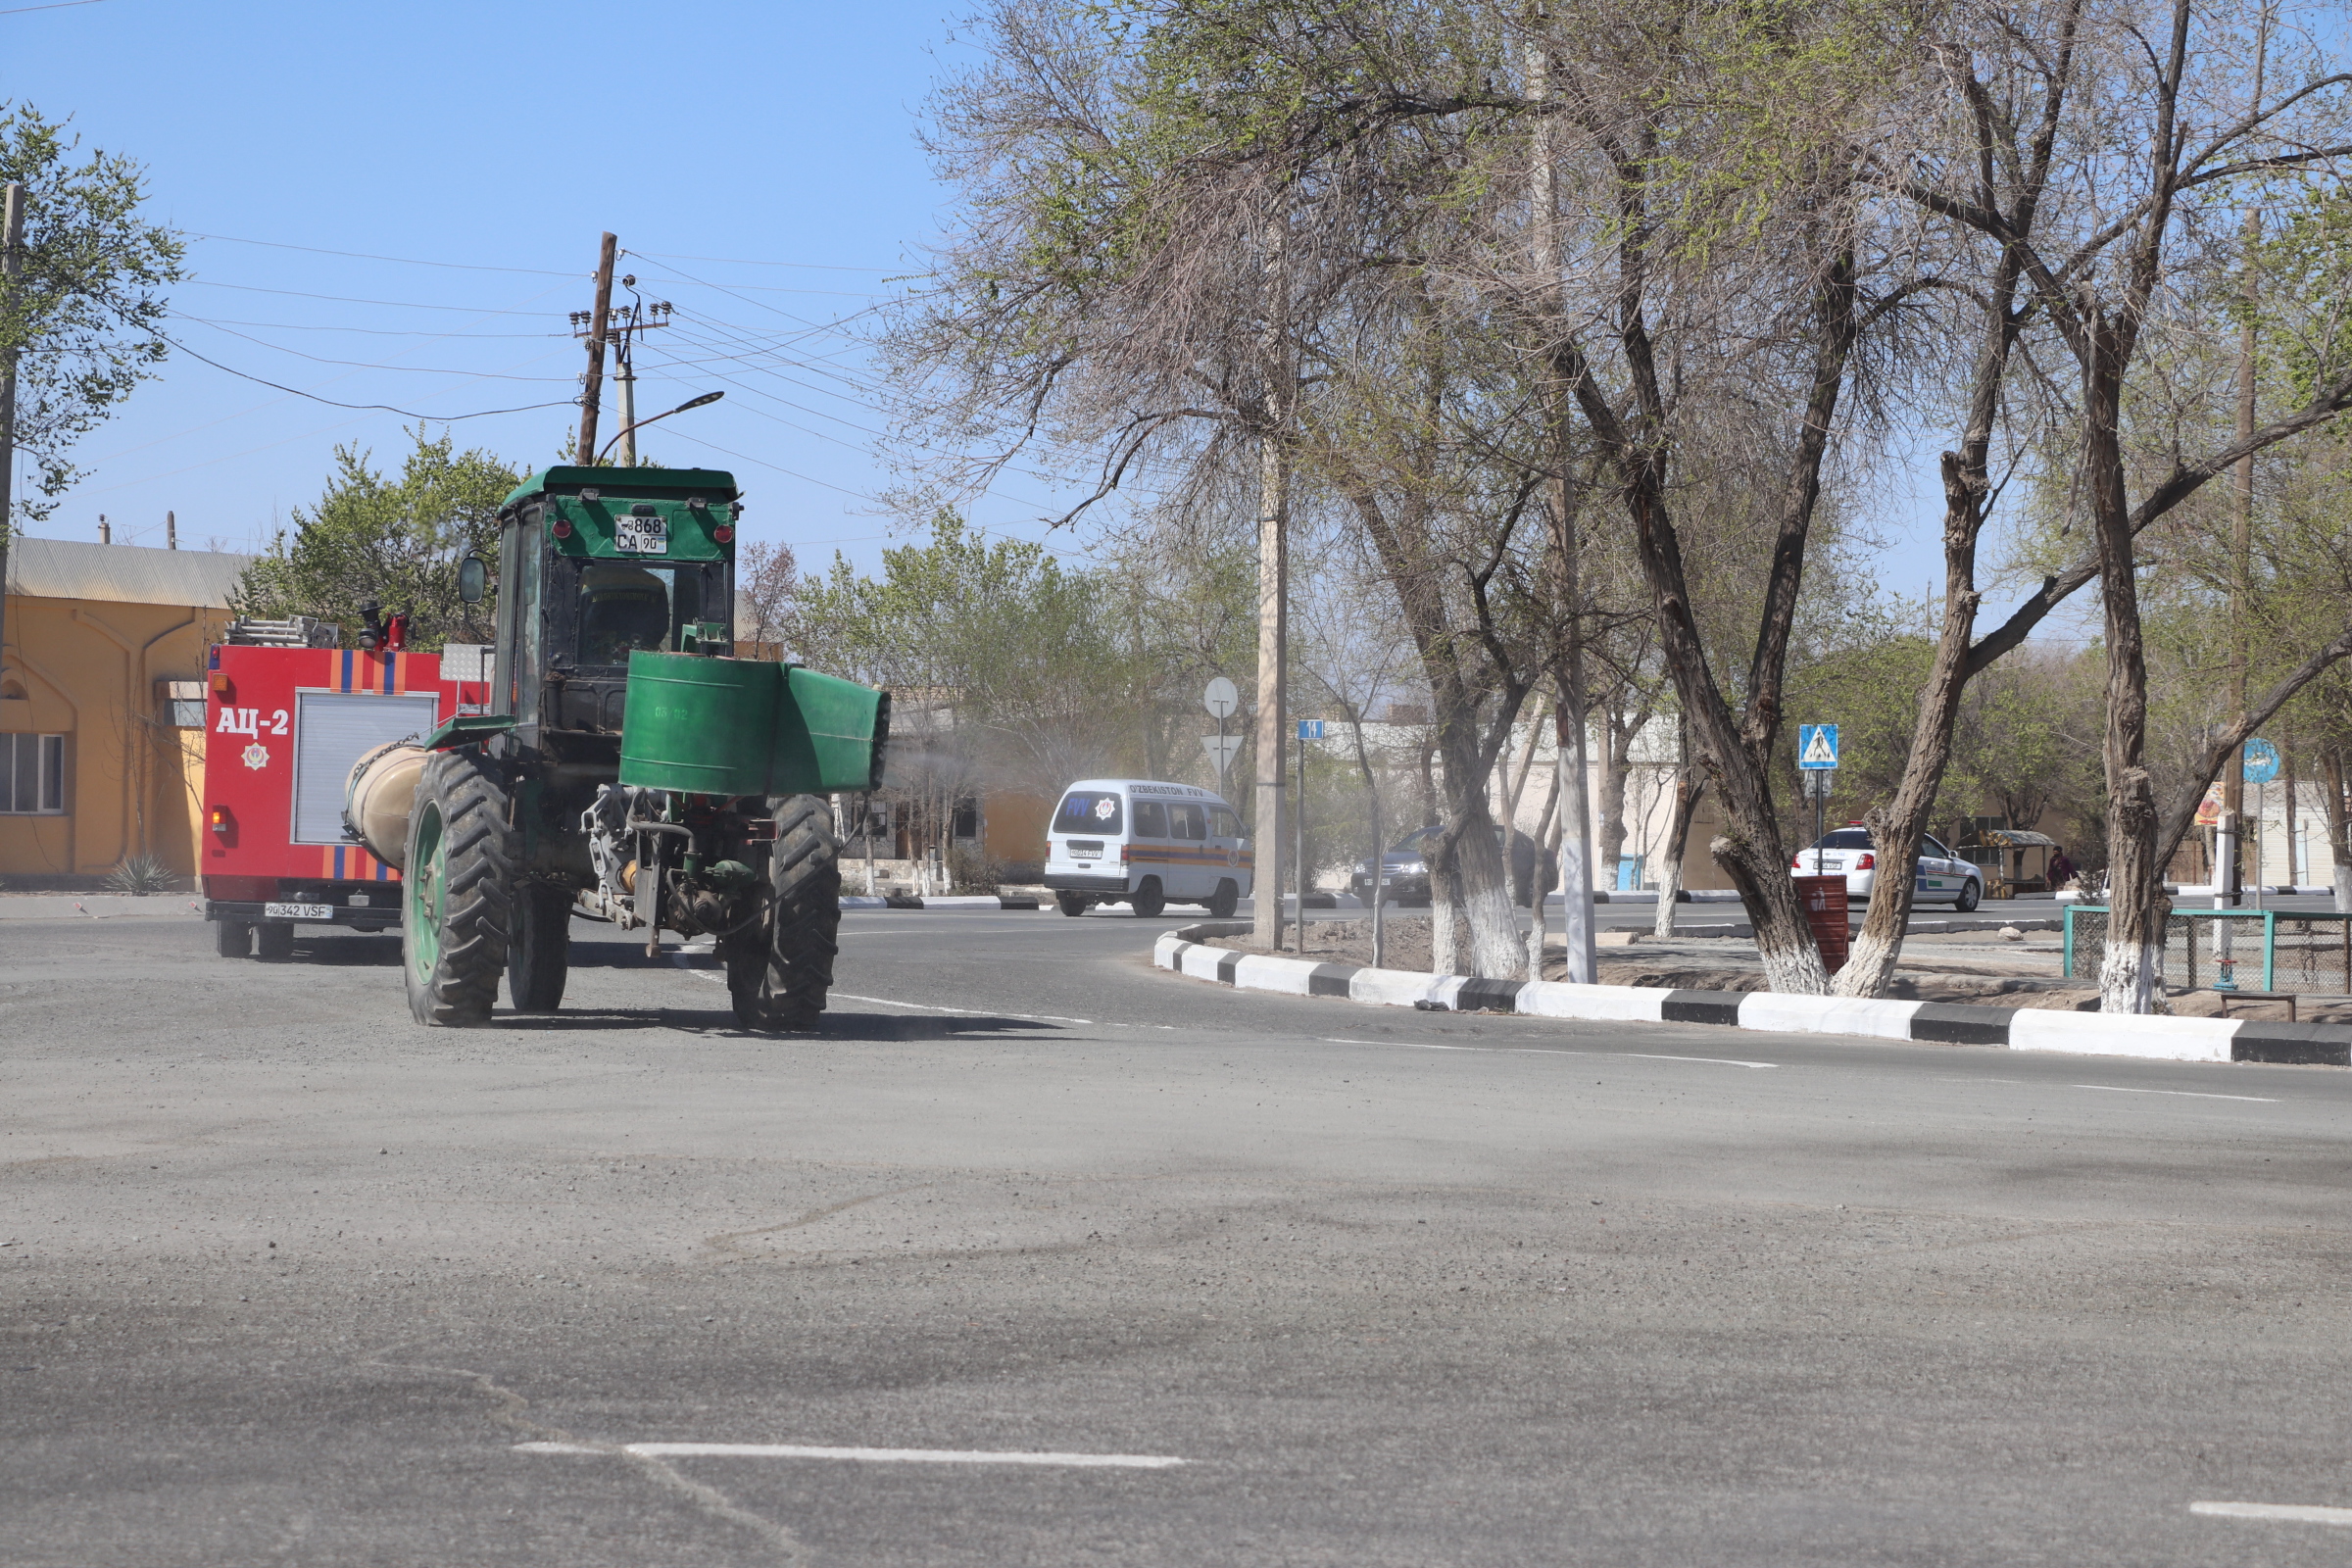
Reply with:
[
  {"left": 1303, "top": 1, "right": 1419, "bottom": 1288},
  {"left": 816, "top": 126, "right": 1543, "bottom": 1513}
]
[
  {"left": 1153, "top": 922, "right": 2349, "bottom": 1068},
  {"left": 839, "top": 895, "right": 1042, "bottom": 911}
]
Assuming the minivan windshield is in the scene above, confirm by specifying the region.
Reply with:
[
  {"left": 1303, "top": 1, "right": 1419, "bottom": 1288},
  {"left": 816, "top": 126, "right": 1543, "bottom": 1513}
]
[{"left": 1054, "top": 791, "right": 1124, "bottom": 835}]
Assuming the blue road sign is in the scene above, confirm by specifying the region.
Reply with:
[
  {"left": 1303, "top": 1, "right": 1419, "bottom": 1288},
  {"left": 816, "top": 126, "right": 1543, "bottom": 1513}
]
[
  {"left": 2243, "top": 738, "right": 2281, "bottom": 784},
  {"left": 1297, "top": 719, "right": 1326, "bottom": 741},
  {"left": 1798, "top": 723, "right": 1839, "bottom": 769}
]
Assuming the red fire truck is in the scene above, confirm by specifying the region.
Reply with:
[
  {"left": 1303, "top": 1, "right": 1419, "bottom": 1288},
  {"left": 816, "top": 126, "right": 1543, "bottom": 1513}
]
[{"left": 200, "top": 620, "right": 489, "bottom": 958}]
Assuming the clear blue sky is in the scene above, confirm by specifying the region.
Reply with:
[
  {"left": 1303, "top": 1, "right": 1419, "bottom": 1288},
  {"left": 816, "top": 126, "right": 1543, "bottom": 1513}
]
[
  {"left": 12, "top": 0, "right": 2027, "bottom": 643},
  {"left": 8, "top": 0, "right": 1090, "bottom": 572}
]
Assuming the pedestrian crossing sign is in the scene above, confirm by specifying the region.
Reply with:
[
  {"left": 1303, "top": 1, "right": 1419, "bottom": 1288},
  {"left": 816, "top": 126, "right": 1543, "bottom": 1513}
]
[{"left": 1798, "top": 723, "right": 1839, "bottom": 769}]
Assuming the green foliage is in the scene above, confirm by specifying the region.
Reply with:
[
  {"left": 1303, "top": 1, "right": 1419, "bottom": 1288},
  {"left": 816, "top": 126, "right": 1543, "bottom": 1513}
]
[
  {"left": 103, "top": 853, "right": 175, "bottom": 896},
  {"left": 0, "top": 102, "right": 183, "bottom": 526},
  {"left": 231, "top": 427, "right": 520, "bottom": 652}
]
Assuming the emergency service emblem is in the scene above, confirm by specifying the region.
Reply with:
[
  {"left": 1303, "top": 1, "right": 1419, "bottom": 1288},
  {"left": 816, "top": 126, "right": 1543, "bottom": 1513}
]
[{"left": 241, "top": 742, "right": 270, "bottom": 771}]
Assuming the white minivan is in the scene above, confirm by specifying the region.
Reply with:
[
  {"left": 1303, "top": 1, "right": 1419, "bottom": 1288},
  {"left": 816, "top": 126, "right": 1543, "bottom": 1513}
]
[{"left": 1043, "top": 778, "right": 1252, "bottom": 918}]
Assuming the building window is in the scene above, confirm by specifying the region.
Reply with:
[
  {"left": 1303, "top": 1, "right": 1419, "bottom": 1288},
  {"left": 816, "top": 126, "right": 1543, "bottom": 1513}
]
[
  {"left": 953, "top": 798, "right": 980, "bottom": 840},
  {"left": 0, "top": 733, "right": 66, "bottom": 814}
]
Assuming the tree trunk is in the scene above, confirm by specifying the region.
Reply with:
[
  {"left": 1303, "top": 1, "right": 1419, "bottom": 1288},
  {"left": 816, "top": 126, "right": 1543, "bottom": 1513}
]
[
  {"left": 1652, "top": 719, "right": 1704, "bottom": 939},
  {"left": 2083, "top": 324, "right": 2165, "bottom": 1013},
  {"left": 2322, "top": 746, "right": 2351, "bottom": 914},
  {"left": 1592, "top": 709, "right": 1638, "bottom": 894},
  {"left": 1526, "top": 753, "right": 1561, "bottom": 977},
  {"left": 1433, "top": 717, "right": 1528, "bottom": 979}
]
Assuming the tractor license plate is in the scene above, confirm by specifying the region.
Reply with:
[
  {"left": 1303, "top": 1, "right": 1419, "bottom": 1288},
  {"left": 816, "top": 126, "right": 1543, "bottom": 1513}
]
[
  {"left": 613, "top": 514, "right": 669, "bottom": 554},
  {"left": 264, "top": 902, "right": 333, "bottom": 920}
]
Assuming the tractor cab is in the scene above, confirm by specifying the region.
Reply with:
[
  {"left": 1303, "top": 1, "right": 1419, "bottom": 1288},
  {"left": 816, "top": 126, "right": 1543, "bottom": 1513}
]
[{"left": 479, "top": 466, "right": 743, "bottom": 760}]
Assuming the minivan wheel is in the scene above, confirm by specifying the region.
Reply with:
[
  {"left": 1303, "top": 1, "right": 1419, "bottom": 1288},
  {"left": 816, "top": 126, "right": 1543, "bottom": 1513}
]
[
  {"left": 1055, "top": 890, "right": 1089, "bottom": 917},
  {"left": 1205, "top": 880, "right": 1239, "bottom": 919},
  {"left": 1131, "top": 878, "right": 1165, "bottom": 918}
]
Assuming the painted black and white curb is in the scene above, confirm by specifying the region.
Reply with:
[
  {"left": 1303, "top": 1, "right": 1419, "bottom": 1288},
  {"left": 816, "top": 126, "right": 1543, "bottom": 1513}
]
[
  {"left": 1154, "top": 922, "right": 2350, "bottom": 1067},
  {"left": 839, "top": 895, "right": 1042, "bottom": 911}
]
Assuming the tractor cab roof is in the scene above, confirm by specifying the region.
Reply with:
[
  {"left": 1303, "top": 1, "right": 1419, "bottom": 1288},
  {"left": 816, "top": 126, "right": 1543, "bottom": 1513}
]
[{"left": 501, "top": 466, "right": 741, "bottom": 511}]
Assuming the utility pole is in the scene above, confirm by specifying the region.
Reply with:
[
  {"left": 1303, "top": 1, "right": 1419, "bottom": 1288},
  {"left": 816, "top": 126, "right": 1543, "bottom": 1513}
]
[
  {"left": 1529, "top": 29, "right": 1598, "bottom": 985},
  {"left": 2220, "top": 12, "right": 2269, "bottom": 916},
  {"left": 166, "top": 510, "right": 176, "bottom": 550},
  {"left": 1251, "top": 206, "right": 1292, "bottom": 950},
  {"left": 573, "top": 232, "right": 617, "bottom": 466},
  {"left": 0, "top": 182, "right": 24, "bottom": 674}
]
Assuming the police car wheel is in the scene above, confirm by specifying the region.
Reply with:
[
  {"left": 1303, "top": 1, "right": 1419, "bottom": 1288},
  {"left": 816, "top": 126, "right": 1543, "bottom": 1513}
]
[
  {"left": 1954, "top": 877, "right": 1982, "bottom": 912},
  {"left": 1131, "top": 878, "right": 1165, "bottom": 918},
  {"left": 508, "top": 881, "right": 571, "bottom": 1012},
  {"left": 1206, "top": 880, "right": 1239, "bottom": 919},
  {"left": 732, "top": 793, "right": 841, "bottom": 1032},
  {"left": 402, "top": 748, "right": 514, "bottom": 1027},
  {"left": 1055, "top": 890, "right": 1089, "bottom": 917},
  {"left": 255, "top": 922, "right": 295, "bottom": 961},
  {"left": 215, "top": 918, "right": 252, "bottom": 959}
]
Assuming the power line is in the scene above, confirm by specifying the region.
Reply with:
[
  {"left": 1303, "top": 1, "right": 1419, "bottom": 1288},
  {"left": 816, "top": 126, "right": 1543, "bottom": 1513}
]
[
  {"left": 0, "top": 0, "right": 106, "bottom": 14},
  {"left": 190, "top": 233, "right": 582, "bottom": 277},
  {"left": 630, "top": 249, "right": 894, "bottom": 273},
  {"left": 160, "top": 334, "right": 578, "bottom": 420},
  {"left": 189, "top": 318, "right": 573, "bottom": 380},
  {"left": 182, "top": 279, "right": 562, "bottom": 315},
  {"left": 185, "top": 315, "right": 562, "bottom": 339}
]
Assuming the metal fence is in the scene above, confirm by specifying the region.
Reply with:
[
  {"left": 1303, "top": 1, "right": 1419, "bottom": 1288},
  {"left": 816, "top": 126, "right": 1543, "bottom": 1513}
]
[{"left": 2065, "top": 906, "right": 2352, "bottom": 996}]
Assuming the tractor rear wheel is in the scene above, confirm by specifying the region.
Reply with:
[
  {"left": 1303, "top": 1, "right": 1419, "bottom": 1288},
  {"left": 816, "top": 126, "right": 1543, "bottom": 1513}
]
[
  {"left": 215, "top": 918, "right": 252, "bottom": 958},
  {"left": 726, "top": 794, "right": 841, "bottom": 1031},
  {"left": 402, "top": 748, "right": 514, "bottom": 1026},
  {"left": 508, "top": 881, "right": 572, "bottom": 1012}
]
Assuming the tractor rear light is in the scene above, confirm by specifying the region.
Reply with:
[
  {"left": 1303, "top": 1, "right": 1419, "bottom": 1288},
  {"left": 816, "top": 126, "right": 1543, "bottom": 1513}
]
[
  {"left": 209, "top": 806, "right": 233, "bottom": 837},
  {"left": 1855, "top": 853, "right": 1875, "bottom": 869},
  {"left": 551, "top": 517, "right": 574, "bottom": 539},
  {"left": 712, "top": 524, "right": 735, "bottom": 544}
]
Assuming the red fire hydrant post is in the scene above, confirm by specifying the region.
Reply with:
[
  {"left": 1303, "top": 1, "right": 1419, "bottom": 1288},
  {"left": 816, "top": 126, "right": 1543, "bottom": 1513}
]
[{"left": 1790, "top": 874, "right": 1849, "bottom": 975}]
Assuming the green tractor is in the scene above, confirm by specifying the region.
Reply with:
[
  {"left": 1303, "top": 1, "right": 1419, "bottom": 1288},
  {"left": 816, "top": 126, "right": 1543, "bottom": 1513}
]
[{"left": 352, "top": 466, "right": 888, "bottom": 1030}]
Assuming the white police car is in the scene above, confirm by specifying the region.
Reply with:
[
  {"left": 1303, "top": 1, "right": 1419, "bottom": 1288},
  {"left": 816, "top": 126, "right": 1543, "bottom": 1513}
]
[{"left": 1790, "top": 826, "right": 1984, "bottom": 910}]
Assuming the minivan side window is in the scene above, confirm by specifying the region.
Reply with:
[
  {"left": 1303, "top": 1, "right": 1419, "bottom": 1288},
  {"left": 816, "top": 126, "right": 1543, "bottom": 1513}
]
[
  {"left": 1133, "top": 800, "right": 1168, "bottom": 838},
  {"left": 1209, "top": 807, "right": 1242, "bottom": 838},
  {"left": 1168, "top": 803, "right": 1206, "bottom": 840},
  {"left": 1055, "top": 791, "right": 1123, "bottom": 835}
]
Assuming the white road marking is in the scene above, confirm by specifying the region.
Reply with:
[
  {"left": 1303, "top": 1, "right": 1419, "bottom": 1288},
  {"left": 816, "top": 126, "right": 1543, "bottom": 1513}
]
[
  {"left": 2075, "top": 1084, "right": 2278, "bottom": 1103},
  {"left": 516, "top": 1441, "right": 1185, "bottom": 1469},
  {"left": 2190, "top": 1501, "right": 2352, "bottom": 1525},
  {"left": 1373, "top": 1040, "right": 1777, "bottom": 1070},
  {"left": 829, "top": 991, "right": 1094, "bottom": 1026}
]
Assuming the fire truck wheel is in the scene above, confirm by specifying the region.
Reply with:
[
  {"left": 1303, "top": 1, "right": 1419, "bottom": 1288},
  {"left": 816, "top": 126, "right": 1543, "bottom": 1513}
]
[
  {"left": 215, "top": 918, "right": 252, "bottom": 958},
  {"left": 726, "top": 793, "right": 841, "bottom": 1032},
  {"left": 402, "top": 748, "right": 514, "bottom": 1027},
  {"left": 255, "top": 922, "right": 295, "bottom": 960},
  {"left": 507, "top": 882, "right": 571, "bottom": 1013}
]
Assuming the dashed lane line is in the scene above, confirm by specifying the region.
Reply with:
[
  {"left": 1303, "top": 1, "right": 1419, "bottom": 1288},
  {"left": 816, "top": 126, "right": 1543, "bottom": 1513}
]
[
  {"left": 2075, "top": 1084, "right": 2278, "bottom": 1103},
  {"left": 517, "top": 1441, "right": 1186, "bottom": 1469},
  {"left": 2190, "top": 1501, "right": 2352, "bottom": 1525}
]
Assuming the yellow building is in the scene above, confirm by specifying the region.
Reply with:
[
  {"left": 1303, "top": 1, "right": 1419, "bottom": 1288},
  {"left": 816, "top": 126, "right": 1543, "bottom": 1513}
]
[{"left": 1, "top": 537, "right": 252, "bottom": 888}]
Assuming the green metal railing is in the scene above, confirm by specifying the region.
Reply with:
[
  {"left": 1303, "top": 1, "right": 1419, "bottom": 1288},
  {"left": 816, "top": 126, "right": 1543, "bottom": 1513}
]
[{"left": 2065, "top": 906, "right": 2352, "bottom": 995}]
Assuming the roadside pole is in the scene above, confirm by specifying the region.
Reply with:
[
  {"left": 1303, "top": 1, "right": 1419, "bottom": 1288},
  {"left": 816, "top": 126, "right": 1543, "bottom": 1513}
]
[
  {"left": 574, "top": 232, "right": 617, "bottom": 465},
  {"left": 1798, "top": 724, "right": 1839, "bottom": 874},
  {"left": 1297, "top": 719, "right": 1321, "bottom": 952},
  {"left": 0, "top": 183, "right": 24, "bottom": 675}
]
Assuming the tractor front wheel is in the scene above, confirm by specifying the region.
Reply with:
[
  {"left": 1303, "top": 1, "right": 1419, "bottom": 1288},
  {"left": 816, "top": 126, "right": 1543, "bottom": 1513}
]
[
  {"left": 725, "top": 794, "right": 841, "bottom": 1031},
  {"left": 402, "top": 748, "right": 515, "bottom": 1026},
  {"left": 508, "top": 881, "right": 572, "bottom": 1012}
]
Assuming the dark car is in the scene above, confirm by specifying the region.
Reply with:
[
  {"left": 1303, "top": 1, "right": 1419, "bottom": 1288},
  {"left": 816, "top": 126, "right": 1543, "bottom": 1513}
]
[{"left": 1348, "top": 824, "right": 1552, "bottom": 906}]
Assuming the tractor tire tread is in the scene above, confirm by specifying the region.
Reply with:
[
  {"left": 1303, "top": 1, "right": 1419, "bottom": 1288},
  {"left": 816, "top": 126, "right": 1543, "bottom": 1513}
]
[{"left": 406, "top": 749, "right": 514, "bottom": 1027}]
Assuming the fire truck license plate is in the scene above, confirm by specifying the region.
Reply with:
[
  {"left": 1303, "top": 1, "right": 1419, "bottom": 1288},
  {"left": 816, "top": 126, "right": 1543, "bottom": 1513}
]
[
  {"left": 264, "top": 902, "right": 333, "bottom": 920},
  {"left": 612, "top": 514, "right": 669, "bottom": 554}
]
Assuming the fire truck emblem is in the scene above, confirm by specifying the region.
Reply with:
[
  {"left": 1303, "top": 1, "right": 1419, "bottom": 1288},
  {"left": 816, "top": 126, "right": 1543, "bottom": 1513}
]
[{"left": 241, "top": 742, "right": 270, "bottom": 771}]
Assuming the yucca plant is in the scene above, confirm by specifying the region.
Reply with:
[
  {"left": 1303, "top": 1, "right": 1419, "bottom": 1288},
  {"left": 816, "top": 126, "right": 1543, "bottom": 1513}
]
[{"left": 105, "top": 854, "right": 177, "bottom": 896}]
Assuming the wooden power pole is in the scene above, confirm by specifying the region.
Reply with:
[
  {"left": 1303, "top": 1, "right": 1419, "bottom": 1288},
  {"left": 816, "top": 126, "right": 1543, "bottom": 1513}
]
[
  {"left": 0, "top": 183, "right": 24, "bottom": 674},
  {"left": 573, "top": 232, "right": 617, "bottom": 465}
]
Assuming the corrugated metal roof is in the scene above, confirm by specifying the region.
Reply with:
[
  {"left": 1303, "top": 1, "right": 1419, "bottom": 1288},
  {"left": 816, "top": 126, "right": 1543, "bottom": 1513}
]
[{"left": 3, "top": 536, "right": 256, "bottom": 609}]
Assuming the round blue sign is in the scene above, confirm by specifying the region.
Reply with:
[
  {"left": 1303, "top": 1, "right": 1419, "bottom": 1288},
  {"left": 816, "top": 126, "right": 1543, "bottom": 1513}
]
[{"left": 2242, "top": 738, "right": 2281, "bottom": 784}]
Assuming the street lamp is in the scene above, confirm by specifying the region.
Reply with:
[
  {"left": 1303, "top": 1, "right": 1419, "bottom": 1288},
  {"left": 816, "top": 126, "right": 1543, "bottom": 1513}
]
[{"left": 598, "top": 390, "right": 724, "bottom": 463}]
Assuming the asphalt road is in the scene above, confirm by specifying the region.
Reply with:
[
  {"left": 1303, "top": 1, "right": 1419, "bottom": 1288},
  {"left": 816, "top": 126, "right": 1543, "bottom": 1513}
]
[{"left": 8, "top": 905, "right": 2352, "bottom": 1566}]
